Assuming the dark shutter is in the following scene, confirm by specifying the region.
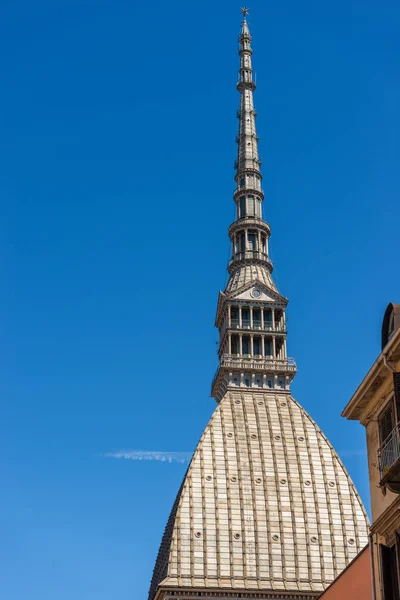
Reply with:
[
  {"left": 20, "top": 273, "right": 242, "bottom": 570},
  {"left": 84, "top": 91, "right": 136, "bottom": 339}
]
[
  {"left": 394, "top": 373, "right": 400, "bottom": 422},
  {"left": 381, "top": 544, "right": 400, "bottom": 600},
  {"left": 396, "top": 532, "right": 400, "bottom": 593},
  {"left": 380, "top": 403, "right": 395, "bottom": 445}
]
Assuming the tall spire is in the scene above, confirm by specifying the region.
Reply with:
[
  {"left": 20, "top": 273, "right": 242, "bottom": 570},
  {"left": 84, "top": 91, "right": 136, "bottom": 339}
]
[
  {"left": 230, "top": 9, "right": 271, "bottom": 277},
  {"left": 236, "top": 8, "right": 262, "bottom": 198},
  {"left": 148, "top": 13, "right": 370, "bottom": 599},
  {"left": 211, "top": 10, "right": 297, "bottom": 402}
]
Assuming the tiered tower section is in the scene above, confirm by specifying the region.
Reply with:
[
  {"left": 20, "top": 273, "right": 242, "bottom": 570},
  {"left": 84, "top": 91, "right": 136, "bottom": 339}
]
[{"left": 211, "top": 15, "right": 296, "bottom": 402}]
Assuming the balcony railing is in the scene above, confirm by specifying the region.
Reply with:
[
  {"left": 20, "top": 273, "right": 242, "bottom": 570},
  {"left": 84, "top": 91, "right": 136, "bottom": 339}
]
[
  {"left": 229, "top": 320, "right": 285, "bottom": 332},
  {"left": 219, "top": 354, "right": 296, "bottom": 374},
  {"left": 378, "top": 423, "right": 400, "bottom": 484},
  {"left": 228, "top": 250, "right": 273, "bottom": 270},
  {"left": 211, "top": 355, "right": 297, "bottom": 393}
]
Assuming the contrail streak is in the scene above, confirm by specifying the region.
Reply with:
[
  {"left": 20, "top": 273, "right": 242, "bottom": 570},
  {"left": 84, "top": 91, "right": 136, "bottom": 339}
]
[{"left": 103, "top": 450, "right": 192, "bottom": 464}]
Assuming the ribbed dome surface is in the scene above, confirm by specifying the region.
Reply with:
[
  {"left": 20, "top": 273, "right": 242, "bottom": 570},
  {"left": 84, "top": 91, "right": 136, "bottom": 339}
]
[
  {"left": 226, "top": 264, "right": 278, "bottom": 295},
  {"left": 149, "top": 391, "right": 369, "bottom": 599}
]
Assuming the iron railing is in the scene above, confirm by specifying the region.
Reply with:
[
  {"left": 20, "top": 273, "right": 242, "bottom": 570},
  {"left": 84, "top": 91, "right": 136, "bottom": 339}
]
[
  {"left": 378, "top": 423, "right": 400, "bottom": 480},
  {"left": 228, "top": 320, "right": 285, "bottom": 332},
  {"left": 228, "top": 250, "right": 273, "bottom": 269}
]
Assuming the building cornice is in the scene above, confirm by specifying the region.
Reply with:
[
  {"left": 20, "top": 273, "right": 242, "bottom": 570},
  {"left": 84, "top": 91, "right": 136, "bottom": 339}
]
[
  {"left": 369, "top": 494, "right": 400, "bottom": 537},
  {"left": 341, "top": 326, "right": 400, "bottom": 421}
]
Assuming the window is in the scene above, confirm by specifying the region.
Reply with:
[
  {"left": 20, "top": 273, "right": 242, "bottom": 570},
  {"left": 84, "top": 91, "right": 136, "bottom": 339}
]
[
  {"left": 267, "top": 379, "right": 273, "bottom": 389},
  {"left": 262, "top": 236, "right": 266, "bottom": 254},
  {"left": 245, "top": 378, "right": 250, "bottom": 388},
  {"left": 231, "top": 307, "right": 239, "bottom": 328},
  {"left": 231, "top": 335, "right": 239, "bottom": 355},
  {"left": 255, "top": 200, "right": 262, "bottom": 217},
  {"left": 248, "top": 195, "right": 255, "bottom": 215},
  {"left": 242, "top": 308, "right": 250, "bottom": 328},
  {"left": 264, "top": 310, "right": 272, "bottom": 329},
  {"left": 248, "top": 231, "right": 257, "bottom": 250},
  {"left": 276, "top": 338, "right": 283, "bottom": 358},
  {"left": 242, "top": 335, "right": 250, "bottom": 355},
  {"left": 264, "top": 339, "right": 272, "bottom": 356},
  {"left": 380, "top": 402, "right": 395, "bottom": 445},
  {"left": 240, "top": 177, "right": 245, "bottom": 188},
  {"left": 381, "top": 541, "right": 400, "bottom": 600},
  {"left": 256, "top": 378, "right": 262, "bottom": 388},
  {"left": 253, "top": 309, "right": 261, "bottom": 329},
  {"left": 278, "top": 378, "right": 284, "bottom": 389},
  {"left": 239, "top": 197, "right": 246, "bottom": 218},
  {"left": 253, "top": 337, "right": 261, "bottom": 355},
  {"left": 394, "top": 373, "right": 400, "bottom": 418}
]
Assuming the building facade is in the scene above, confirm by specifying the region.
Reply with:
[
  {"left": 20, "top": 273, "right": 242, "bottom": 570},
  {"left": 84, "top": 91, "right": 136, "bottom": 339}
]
[
  {"left": 342, "top": 303, "right": 400, "bottom": 599},
  {"left": 317, "top": 545, "right": 372, "bottom": 600},
  {"left": 149, "top": 12, "right": 369, "bottom": 600}
]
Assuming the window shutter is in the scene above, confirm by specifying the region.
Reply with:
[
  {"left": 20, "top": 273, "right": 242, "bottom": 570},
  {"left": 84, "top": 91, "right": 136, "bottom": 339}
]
[
  {"left": 380, "top": 403, "right": 395, "bottom": 444},
  {"left": 394, "top": 373, "right": 400, "bottom": 421},
  {"left": 380, "top": 544, "right": 399, "bottom": 600}
]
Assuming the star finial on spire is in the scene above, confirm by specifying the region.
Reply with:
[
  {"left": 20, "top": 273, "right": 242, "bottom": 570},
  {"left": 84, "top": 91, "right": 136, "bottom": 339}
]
[{"left": 241, "top": 6, "right": 249, "bottom": 17}]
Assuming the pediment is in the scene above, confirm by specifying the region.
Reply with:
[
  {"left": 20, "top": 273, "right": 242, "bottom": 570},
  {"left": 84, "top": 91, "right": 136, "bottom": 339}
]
[
  {"left": 215, "top": 281, "right": 287, "bottom": 326},
  {"left": 229, "top": 280, "right": 287, "bottom": 304}
]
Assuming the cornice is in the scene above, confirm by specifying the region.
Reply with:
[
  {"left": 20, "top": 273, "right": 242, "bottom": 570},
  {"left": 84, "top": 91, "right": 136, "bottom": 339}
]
[
  {"left": 370, "top": 494, "right": 400, "bottom": 537},
  {"left": 156, "top": 588, "right": 320, "bottom": 600},
  {"left": 342, "top": 327, "right": 400, "bottom": 421}
]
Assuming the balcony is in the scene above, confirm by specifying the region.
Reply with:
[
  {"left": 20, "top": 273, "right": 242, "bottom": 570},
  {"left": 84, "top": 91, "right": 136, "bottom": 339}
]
[
  {"left": 219, "top": 354, "right": 296, "bottom": 371},
  {"left": 229, "top": 217, "right": 270, "bottom": 237},
  {"left": 229, "top": 320, "right": 286, "bottom": 332},
  {"left": 378, "top": 423, "right": 400, "bottom": 493},
  {"left": 211, "top": 355, "right": 297, "bottom": 398},
  {"left": 233, "top": 187, "right": 264, "bottom": 200},
  {"left": 228, "top": 250, "right": 273, "bottom": 273}
]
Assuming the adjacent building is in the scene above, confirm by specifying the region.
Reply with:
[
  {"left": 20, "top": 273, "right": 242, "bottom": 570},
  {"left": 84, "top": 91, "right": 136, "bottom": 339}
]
[
  {"left": 317, "top": 544, "right": 372, "bottom": 600},
  {"left": 342, "top": 303, "right": 400, "bottom": 599},
  {"left": 148, "top": 11, "right": 369, "bottom": 600}
]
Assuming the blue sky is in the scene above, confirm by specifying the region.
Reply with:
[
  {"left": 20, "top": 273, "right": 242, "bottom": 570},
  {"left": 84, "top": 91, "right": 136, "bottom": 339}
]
[{"left": 2, "top": 1, "right": 400, "bottom": 598}]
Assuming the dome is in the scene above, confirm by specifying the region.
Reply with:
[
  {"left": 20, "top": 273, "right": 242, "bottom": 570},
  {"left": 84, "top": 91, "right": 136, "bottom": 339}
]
[
  {"left": 225, "top": 264, "right": 278, "bottom": 295},
  {"left": 149, "top": 391, "right": 369, "bottom": 599}
]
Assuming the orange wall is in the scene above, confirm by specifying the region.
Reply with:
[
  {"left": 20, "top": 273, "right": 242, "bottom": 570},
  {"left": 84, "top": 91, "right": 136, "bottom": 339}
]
[{"left": 318, "top": 545, "right": 372, "bottom": 600}]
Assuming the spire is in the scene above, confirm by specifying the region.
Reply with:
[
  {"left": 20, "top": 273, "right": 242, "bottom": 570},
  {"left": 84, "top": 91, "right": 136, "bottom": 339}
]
[
  {"left": 230, "top": 8, "right": 270, "bottom": 276},
  {"left": 211, "top": 10, "right": 297, "bottom": 402},
  {"left": 236, "top": 10, "right": 260, "bottom": 177}
]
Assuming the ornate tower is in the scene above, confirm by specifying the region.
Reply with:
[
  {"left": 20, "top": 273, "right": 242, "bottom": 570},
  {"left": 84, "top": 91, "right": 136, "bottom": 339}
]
[
  {"left": 212, "top": 9, "right": 295, "bottom": 402},
  {"left": 149, "top": 10, "right": 369, "bottom": 600}
]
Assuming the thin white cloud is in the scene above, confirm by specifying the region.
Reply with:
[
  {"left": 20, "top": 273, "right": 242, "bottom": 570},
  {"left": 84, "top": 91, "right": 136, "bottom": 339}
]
[{"left": 103, "top": 450, "right": 192, "bottom": 464}]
